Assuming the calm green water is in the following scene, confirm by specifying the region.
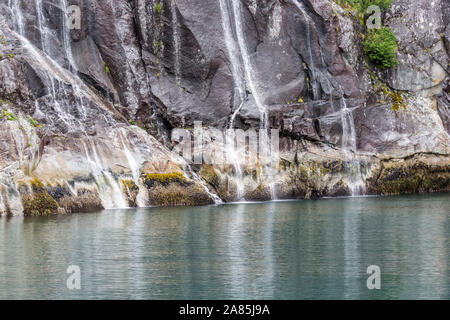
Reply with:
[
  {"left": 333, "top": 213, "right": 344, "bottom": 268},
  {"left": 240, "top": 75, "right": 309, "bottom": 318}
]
[{"left": 0, "top": 194, "right": 449, "bottom": 300}]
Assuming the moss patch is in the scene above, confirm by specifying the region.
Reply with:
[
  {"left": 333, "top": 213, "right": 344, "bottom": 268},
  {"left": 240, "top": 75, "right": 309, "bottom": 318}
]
[
  {"left": 121, "top": 179, "right": 139, "bottom": 207},
  {"left": 122, "top": 179, "right": 138, "bottom": 191},
  {"left": 142, "top": 172, "right": 189, "bottom": 189},
  {"left": 148, "top": 184, "right": 213, "bottom": 207},
  {"left": 368, "top": 156, "right": 450, "bottom": 195},
  {"left": 58, "top": 188, "right": 103, "bottom": 214},
  {"left": 142, "top": 172, "right": 214, "bottom": 206},
  {"left": 22, "top": 191, "right": 59, "bottom": 216}
]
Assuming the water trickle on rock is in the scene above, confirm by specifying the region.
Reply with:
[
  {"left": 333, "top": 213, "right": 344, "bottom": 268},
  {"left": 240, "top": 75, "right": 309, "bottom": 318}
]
[
  {"left": 338, "top": 97, "right": 366, "bottom": 196},
  {"left": 171, "top": 0, "right": 182, "bottom": 85},
  {"left": 219, "top": 0, "right": 279, "bottom": 201}
]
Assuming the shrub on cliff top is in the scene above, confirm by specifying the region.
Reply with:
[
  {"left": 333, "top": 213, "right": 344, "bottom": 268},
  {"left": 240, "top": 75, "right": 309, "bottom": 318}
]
[{"left": 363, "top": 27, "right": 398, "bottom": 69}]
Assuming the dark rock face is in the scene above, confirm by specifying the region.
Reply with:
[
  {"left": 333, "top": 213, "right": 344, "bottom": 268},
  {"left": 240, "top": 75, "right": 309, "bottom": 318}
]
[
  {"left": 439, "top": 78, "right": 450, "bottom": 133},
  {"left": 0, "top": 0, "right": 449, "bottom": 215}
]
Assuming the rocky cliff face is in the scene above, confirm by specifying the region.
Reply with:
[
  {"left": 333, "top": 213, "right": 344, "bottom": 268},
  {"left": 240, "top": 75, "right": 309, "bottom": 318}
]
[{"left": 0, "top": 0, "right": 449, "bottom": 216}]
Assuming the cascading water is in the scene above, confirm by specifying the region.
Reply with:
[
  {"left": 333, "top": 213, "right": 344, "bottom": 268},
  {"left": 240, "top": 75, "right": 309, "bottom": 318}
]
[
  {"left": 118, "top": 129, "right": 149, "bottom": 207},
  {"left": 219, "top": 0, "right": 278, "bottom": 200},
  {"left": 293, "top": 0, "right": 365, "bottom": 197},
  {"left": 219, "top": 0, "right": 246, "bottom": 200},
  {"left": 292, "top": 0, "right": 321, "bottom": 100},
  {"left": 2, "top": 1, "right": 137, "bottom": 211},
  {"left": 8, "top": 0, "right": 24, "bottom": 36},
  {"left": 219, "top": 0, "right": 246, "bottom": 125},
  {"left": 233, "top": 1, "right": 277, "bottom": 199},
  {"left": 3, "top": 0, "right": 224, "bottom": 212},
  {"left": 338, "top": 98, "right": 366, "bottom": 196},
  {"left": 225, "top": 129, "right": 245, "bottom": 200},
  {"left": 340, "top": 104, "right": 357, "bottom": 152},
  {"left": 171, "top": 0, "right": 182, "bottom": 85},
  {"left": 107, "top": 0, "right": 143, "bottom": 115},
  {"left": 82, "top": 140, "right": 128, "bottom": 209},
  {"left": 231, "top": 0, "right": 267, "bottom": 128},
  {"left": 187, "top": 167, "right": 223, "bottom": 204}
]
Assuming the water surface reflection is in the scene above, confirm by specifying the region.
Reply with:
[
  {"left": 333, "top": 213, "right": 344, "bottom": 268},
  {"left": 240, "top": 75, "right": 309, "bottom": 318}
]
[{"left": 0, "top": 194, "right": 448, "bottom": 299}]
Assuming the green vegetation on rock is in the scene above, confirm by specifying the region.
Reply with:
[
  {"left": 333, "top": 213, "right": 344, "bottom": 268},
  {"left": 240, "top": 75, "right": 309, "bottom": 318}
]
[
  {"left": 338, "top": 0, "right": 393, "bottom": 13},
  {"left": 22, "top": 192, "right": 59, "bottom": 216},
  {"left": 142, "top": 172, "right": 189, "bottom": 189},
  {"left": 370, "top": 76, "right": 407, "bottom": 110},
  {"left": 363, "top": 27, "right": 398, "bottom": 69},
  {"left": 148, "top": 184, "right": 213, "bottom": 207},
  {"left": 22, "top": 179, "right": 59, "bottom": 217},
  {"left": 0, "top": 109, "right": 18, "bottom": 121},
  {"left": 29, "top": 116, "right": 43, "bottom": 128},
  {"left": 121, "top": 179, "right": 138, "bottom": 191},
  {"left": 337, "top": 0, "right": 398, "bottom": 69},
  {"left": 154, "top": 3, "right": 163, "bottom": 15}
]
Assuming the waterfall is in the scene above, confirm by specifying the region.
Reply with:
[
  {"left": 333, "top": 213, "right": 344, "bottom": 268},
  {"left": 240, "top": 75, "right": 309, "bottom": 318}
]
[
  {"left": 339, "top": 98, "right": 366, "bottom": 196},
  {"left": 225, "top": 129, "right": 245, "bottom": 200},
  {"left": 219, "top": 0, "right": 246, "bottom": 200},
  {"left": 293, "top": 0, "right": 320, "bottom": 100},
  {"left": 82, "top": 140, "right": 128, "bottom": 209},
  {"left": 27, "top": 0, "right": 88, "bottom": 129},
  {"left": 340, "top": 99, "right": 357, "bottom": 152},
  {"left": 35, "top": 0, "right": 47, "bottom": 50},
  {"left": 230, "top": 0, "right": 277, "bottom": 199},
  {"left": 171, "top": 0, "right": 182, "bottom": 84},
  {"left": 219, "top": 0, "right": 246, "bottom": 125},
  {"left": 3, "top": 3, "right": 133, "bottom": 211},
  {"left": 118, "top": 129, "right": 149, "bottom": 207},
  {"left": 107, "top": 0, "right": 141, "bottom": 114},
  {"left": 231, "top": 0, "right": 268, "bottom": 128},
  {"left": 187, "top": 168, "right": 223, "bottom": 204},
  {"left": 219, "top": 0, "right": 278, "bottom": 200},
  {"left": 8, "top": 0, "right": 25, "bottom": 36}
]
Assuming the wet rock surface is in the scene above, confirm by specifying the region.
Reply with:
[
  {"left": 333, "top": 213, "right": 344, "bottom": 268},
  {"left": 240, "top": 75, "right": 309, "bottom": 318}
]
[{"left": 0, "top": 0, "right": 449, "bottom": 215}]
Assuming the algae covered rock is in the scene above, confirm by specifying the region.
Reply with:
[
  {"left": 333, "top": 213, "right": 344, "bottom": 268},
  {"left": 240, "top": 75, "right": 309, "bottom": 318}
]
[
  {"left": 143, "top": 172, "right": 214, "bottom": 207},
  {"left": 18, "top": 178, "right": 103, "bottom": 216},
  {"left": 367, "top": 154, "right": 450, "bottom": 195},
  {"left": 20, "top": 179, "right": 59, "bottom": 216}
]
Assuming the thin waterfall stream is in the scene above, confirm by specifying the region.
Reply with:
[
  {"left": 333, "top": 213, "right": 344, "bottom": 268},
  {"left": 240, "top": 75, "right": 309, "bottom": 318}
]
[
  {"left": 220, "top": 0, "right": 278, "bottom": 200},
  {"left": 339, "top": 97, "right": 366, "bottom": 196},
  {"left": 171, "top": 0, "right": 182, "bottom": 85}
]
